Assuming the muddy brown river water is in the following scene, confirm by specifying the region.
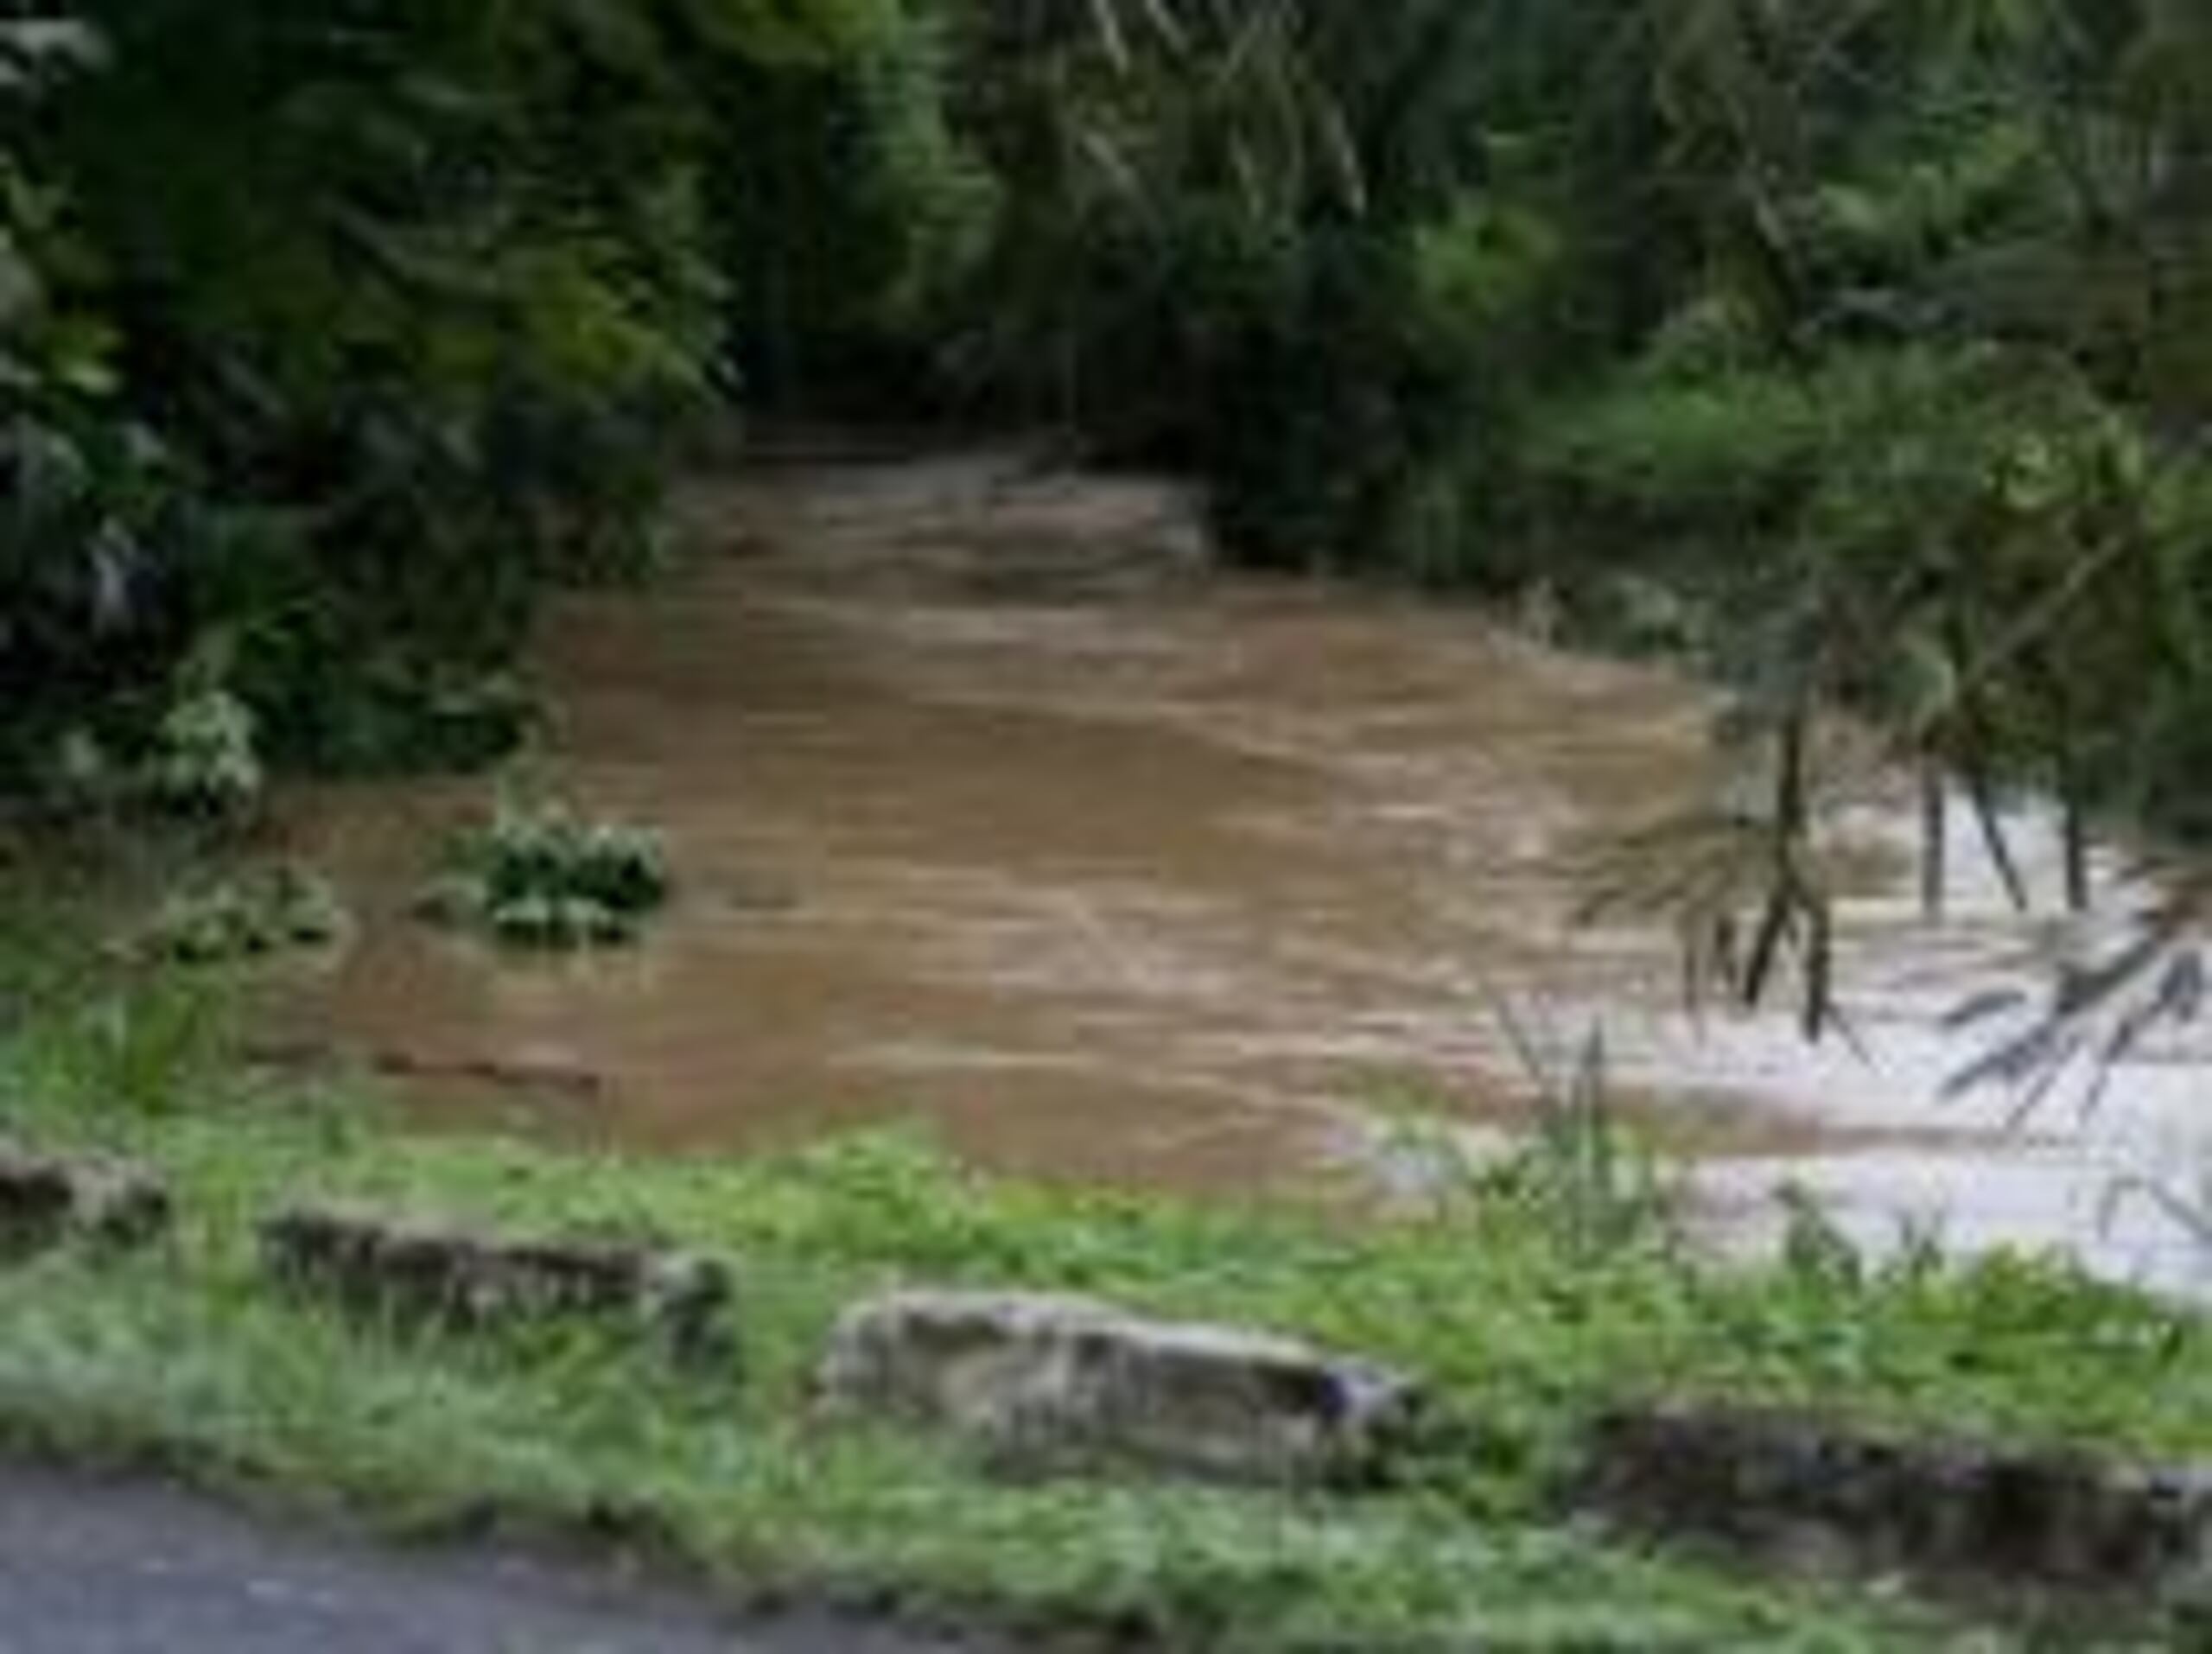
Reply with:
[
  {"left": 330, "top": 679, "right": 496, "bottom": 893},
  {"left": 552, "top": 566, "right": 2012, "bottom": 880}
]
[{"left": 264, "top": 445, "right": 2212, "bottom": 1295}]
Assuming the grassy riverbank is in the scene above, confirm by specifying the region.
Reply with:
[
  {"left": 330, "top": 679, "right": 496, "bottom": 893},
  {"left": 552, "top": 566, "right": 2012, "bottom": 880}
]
[{"left": 0, "top": 885, "right": 2208, "bottom": 1649}]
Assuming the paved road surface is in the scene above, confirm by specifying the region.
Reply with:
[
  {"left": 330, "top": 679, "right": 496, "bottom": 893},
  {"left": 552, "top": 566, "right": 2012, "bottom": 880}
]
[{"left": 0, "top": 1464, "right": 1001, "bottom": 1654}]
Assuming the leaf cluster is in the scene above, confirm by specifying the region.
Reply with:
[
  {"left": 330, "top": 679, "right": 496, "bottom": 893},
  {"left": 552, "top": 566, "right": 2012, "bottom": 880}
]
[{"left": 422, "top": 798, "right": 671, "bottom": 951}]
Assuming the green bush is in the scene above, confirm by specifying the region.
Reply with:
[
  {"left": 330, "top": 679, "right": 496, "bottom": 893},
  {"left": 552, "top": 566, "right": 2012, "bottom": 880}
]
[
  {"left": 421, "top": 798, "right": 671, "bottom": 951},
  {"left": 917, "top": 1, "right": 2212, "bottom": 852},
  {"left": 135, "top": 865, "right": 346, "bottom": 968},
  {"left": 9, "top": 0, "right": 2210, "bottom": 865},
  {"left": 1, "top": 2, "right": 975, "bottom": 799}
]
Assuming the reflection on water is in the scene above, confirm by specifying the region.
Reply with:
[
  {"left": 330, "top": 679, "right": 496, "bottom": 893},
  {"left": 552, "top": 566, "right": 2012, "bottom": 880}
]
[{"left": 260, "top": 446, "right": 2212, "bottom": 1295}]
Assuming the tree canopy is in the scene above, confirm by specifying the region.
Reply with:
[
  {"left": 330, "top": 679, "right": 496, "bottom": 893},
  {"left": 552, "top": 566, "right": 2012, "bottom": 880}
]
[{"left": 3, "top": 1, "right": 2207, "bottom": 890}]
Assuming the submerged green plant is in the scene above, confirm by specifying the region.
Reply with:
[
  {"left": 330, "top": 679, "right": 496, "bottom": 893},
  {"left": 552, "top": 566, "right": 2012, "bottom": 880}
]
[
  {"left": 421, "top": 798, "right": 670, "bottom": 951},
  {"left": 134, "top": 864, "right": 346, "bottom": 968}
]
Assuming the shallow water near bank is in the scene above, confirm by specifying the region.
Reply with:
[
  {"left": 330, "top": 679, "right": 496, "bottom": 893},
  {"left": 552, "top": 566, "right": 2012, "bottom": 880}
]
[{"left": 261, "top": 446, "right": 2212, "bottom": 1296}]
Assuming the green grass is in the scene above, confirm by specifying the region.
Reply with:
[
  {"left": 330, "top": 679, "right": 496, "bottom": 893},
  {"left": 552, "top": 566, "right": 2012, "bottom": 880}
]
[{"left": 0, "top": 911, "right": 2207, "bottom": 1647}]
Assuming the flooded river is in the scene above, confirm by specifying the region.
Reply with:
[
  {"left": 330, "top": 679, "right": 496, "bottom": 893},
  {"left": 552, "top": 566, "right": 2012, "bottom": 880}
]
[{"left": 265, "top": 445, "right": 2212, "bottom": 1295}]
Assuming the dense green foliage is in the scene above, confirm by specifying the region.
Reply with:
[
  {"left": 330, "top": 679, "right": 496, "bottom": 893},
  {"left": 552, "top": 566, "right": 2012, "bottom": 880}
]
[
  {"left": 421, "top": 797, "right": 670, "bottom": 950},
  {"left": 1, "top": 2, "right": 974, "bottom": 797},
  {"left": 5, "top": 2, "right": 2206, "bottom": 887},
  {"left": 5, "top": 16, "right": 2204, "bottom": 1631},
  {"left": 927, "top": 1, "right": 2212, "bottom": 857},
  {"left": 135, "top": 864, "right": 345, "bottom": 968}
]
